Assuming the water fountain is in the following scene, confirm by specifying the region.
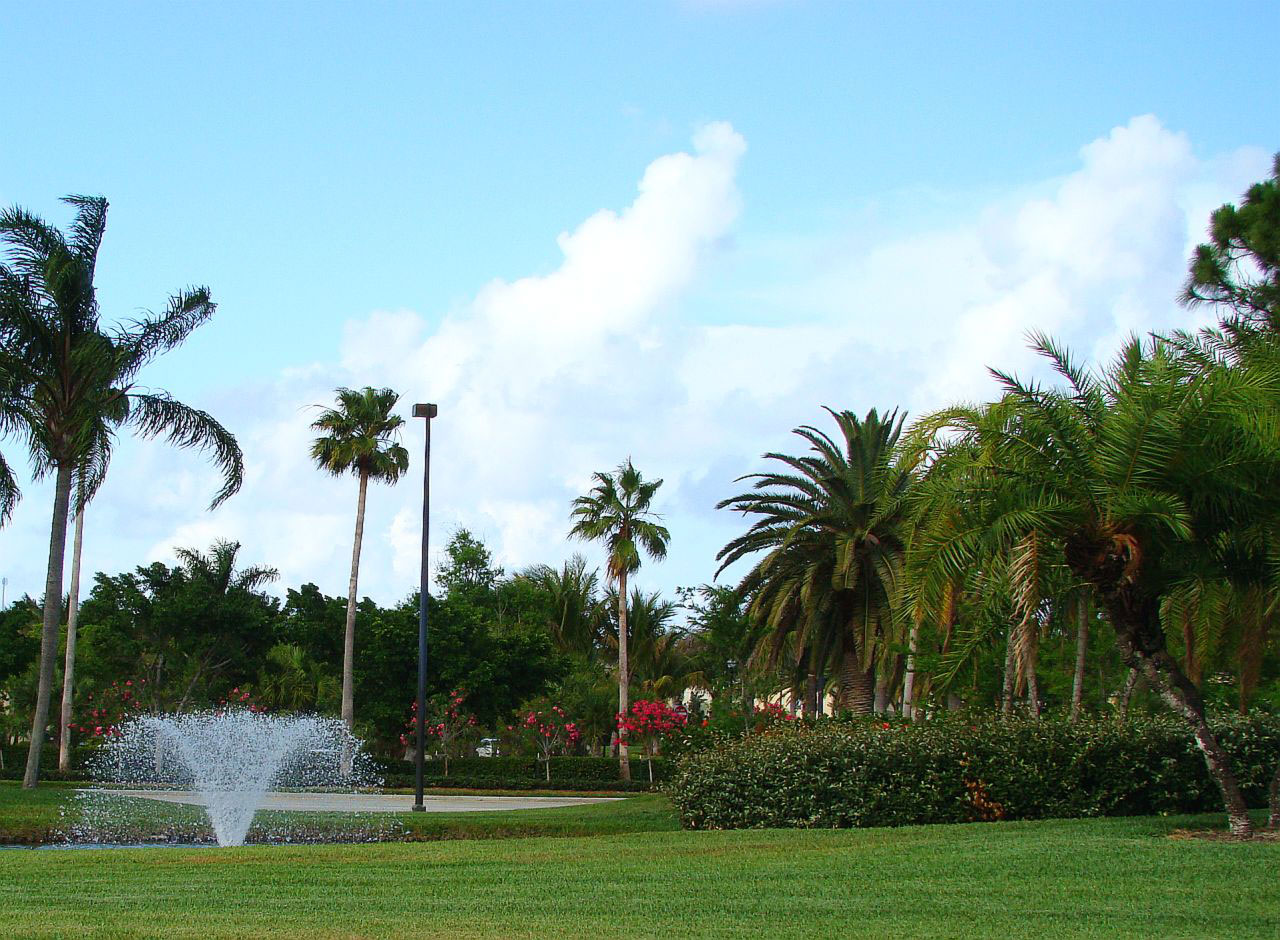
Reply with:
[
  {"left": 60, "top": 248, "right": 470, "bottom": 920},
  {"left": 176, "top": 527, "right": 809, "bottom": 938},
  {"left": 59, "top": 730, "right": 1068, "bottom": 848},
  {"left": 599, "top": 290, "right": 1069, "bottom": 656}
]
[{"left": 75, "top": 710, "right": 381, "bottom": 846}]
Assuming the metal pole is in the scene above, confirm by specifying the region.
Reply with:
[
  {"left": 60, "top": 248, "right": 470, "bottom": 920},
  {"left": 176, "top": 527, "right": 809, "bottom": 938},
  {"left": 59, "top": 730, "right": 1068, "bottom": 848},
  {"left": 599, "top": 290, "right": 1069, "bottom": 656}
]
[{"left": 412, "top": 403, "right": 437, "bottom": 812}]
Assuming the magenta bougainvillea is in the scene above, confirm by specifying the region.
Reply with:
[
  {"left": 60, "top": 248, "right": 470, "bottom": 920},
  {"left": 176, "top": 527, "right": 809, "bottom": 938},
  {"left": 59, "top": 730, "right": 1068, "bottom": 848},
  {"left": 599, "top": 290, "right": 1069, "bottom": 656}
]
[
  {"left": 521, "top": 705, "right": 581, "bottom": 781},
  {"left": 617, "top": 699, "right": 688, "bottom": 781},
  {"left": 400, "top": 690, "right": 477, "bottom": 774}
]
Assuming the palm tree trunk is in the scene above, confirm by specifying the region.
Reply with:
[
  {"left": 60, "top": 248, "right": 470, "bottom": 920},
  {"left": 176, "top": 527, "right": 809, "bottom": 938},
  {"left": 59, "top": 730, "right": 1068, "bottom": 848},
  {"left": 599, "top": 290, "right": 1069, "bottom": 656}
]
[
  {"left": 1070, "top": 599, "right": 1088, "bottom": 723},
  {"left": 839, "top": 647, "right": 874, "bottom": 715},
  {"left": 803, "top": 671, "right": 817, "bottom": 717},
  {"left": 1109, "top": 618, "right": 1254, "bottom": 837},
  {"left": 1001, "top": 627, "right": 1017, "bottom": 715},
  {"left": 58, "top": 504, "right": 86, "bottom": 771},
  {"left": 617, "top": 569, "right": 630, "bottom": 782},
  {"left": 23, "top": 464, "right": 74, "bottom": 788},
  {"left": 1117, "top": 667, "right": 1139, "bottom": 719},
  {"left": 341, "top": 469, "right": 369, "bottom": 731},
  {"left": 902, "top": 622, "right": 919, "bottom": 720},
  {"left": 1025, "top": 630, "right": 1040, "bottom": 717},
  {"left": 873, "top": 673, "right": 892, "bottom": 714}
]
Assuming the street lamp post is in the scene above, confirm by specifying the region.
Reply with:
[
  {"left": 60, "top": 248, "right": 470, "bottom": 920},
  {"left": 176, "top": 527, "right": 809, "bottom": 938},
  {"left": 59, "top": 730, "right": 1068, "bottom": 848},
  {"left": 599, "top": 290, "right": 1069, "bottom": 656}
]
[{"left": 411, "top": 403, "right": 437, "bottom": 812}]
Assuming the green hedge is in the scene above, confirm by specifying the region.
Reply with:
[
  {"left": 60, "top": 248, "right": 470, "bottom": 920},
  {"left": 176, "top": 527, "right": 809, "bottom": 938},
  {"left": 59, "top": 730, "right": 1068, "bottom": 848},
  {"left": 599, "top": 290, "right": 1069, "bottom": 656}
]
[
  {"left": 380, "top": 755, "right": 671, "bottom": 791},
  {"left": 0, "top": 745, "right": 91, "bottom": 781},
  {"left": 669, "top": 713, "right": 1280, "bottom": 829}
]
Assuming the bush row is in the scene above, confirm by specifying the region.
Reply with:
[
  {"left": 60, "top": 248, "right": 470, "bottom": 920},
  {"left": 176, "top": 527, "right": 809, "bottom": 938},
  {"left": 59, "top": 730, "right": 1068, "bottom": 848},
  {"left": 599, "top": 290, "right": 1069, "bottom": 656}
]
[
  {"left": 0, "top": 745, "right": 91, "bottom": 781},
  {"left": 668, "top": 713, "right": 1280, "bottom": 829},
  {"left": 378, "top": 755, "right": 671, "bottom": 791}
]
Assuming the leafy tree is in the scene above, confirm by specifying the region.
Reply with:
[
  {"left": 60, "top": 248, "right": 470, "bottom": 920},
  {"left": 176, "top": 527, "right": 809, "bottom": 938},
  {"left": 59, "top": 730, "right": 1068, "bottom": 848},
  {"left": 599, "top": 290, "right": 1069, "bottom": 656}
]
[
  {"left": 310, "top": 386, "right": 409, "bottom": 732},
  {"left": 75, "top": 543, "right": 281, "bottom": 713},
  {"left": 351, "top": 589, "right": 564, "bottom": 751},
  {"left": 437, "top": 528, "right": 501, "bottom": 601},
  {"left": 603, "top": 587, "right": 689, "bottom": 700},
  {"left": 0, "top": 597, "right": 40, "bottom": 684},
  {"left": 1183, "top": 153, "right": 1280, "bottom": 329},
  {"left": 717, "top": 409, "right": 913, "bottom": 715},
  {"left": 569, "top": 459, "right": 670, "bottom": 780},
  {"left": 0, "top": 195, "right": 242, "bottom": 787},
  {"left": 681, "top": 584, "right": 766, "bottom": 715},
  {"left": 521, "top": 555, "right": 603, "bottom": 659},
  {"left": 254, "top": 643, "right": 339, "bottom": 713},
  {"left": 277, "top": 582, "right": 349, "bottom": 667}
]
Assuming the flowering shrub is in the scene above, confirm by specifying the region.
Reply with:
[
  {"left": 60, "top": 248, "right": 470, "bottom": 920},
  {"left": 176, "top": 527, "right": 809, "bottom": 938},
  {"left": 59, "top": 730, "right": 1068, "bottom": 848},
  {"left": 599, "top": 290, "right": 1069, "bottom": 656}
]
[
  {"left": 521, "top": 705, "right": 581, "bottom": 781},
  {"left": 618, "top": 700, "right": 688, "bottom": 781},
  {"left": 663, "top": 699, "right": 794, "bottom": 759},
  {"left": 669, "top": 713, "right": 1280, "bottom": 830},
  {"left": 400, "top": 690, "right": 477, "bottom": 774},
  {"left": 75, "top": 679, "right": 152, "bottom": 743},
  {"left": 216, "top": 686, "right": 264, "bottom": 713},
  {"left": 752, "top": 701, "right": 795, "bottom": 726}
]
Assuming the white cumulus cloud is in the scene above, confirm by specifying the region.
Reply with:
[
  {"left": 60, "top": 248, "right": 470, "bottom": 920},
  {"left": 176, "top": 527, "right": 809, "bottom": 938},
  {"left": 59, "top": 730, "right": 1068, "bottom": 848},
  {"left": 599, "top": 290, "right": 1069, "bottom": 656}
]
[{"left": 1, "top": 117, "right": 1270, "bottom": 609}]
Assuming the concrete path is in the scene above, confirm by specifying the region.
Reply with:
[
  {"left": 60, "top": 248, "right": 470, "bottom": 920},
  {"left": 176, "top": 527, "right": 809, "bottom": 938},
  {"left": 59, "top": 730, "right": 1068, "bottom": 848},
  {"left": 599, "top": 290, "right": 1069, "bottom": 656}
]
[{"left": 98, "top": 790, "right": 621, "bottom": 813}]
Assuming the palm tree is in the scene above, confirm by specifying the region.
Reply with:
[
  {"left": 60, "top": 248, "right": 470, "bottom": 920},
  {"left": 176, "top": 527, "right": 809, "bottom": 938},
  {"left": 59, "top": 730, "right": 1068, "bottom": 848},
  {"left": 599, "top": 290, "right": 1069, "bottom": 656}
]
[
  {"left": 0, "top": 195, "right": 243, "bottom": 787},
  {"left": 717, "top": 409, "right": 913, "bottom": 715},
  {"left": 569, "top": 459, "right": 670, "bottom": 781},
  {"left": 310, "top": 386, "right": 409, "bottom": 732},
  {"left": 524, "top": 555, "right": 603, "bottom": 659},
  {"left": 604, "top": 587, "right": 690, "bottom": 700},
  {"left": 170, "top": 539, "right": 279, "bottom": 711},
  {"left": 908, "top": 332, "right": 1280, "bottom": 836}
]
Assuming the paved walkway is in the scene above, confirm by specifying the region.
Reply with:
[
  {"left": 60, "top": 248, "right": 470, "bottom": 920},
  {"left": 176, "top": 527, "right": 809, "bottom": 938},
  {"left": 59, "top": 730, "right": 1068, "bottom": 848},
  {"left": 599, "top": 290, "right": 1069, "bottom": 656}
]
[{"left": 99, "top": 790, "right": 621, "bottom": 813}]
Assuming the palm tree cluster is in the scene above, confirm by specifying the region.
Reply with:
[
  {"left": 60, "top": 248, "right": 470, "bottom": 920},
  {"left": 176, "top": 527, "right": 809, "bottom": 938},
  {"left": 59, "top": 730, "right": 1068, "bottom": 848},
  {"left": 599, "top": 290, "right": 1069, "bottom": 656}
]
[
  {"left": 3, "top": 160, "right": 1278, "bottom": 838},
  {"left": 0, "top": 196, "right": 243, "bottom": 787},
  {"left": 709, "top": 158, "right": 1280, "bottom": 837}
]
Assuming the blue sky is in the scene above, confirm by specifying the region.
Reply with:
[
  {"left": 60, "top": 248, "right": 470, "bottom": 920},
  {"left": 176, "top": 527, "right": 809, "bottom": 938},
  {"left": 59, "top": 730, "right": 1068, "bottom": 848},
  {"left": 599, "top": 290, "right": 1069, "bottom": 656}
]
[{"left": 2, "top": 2, "right": 1278, "bottom": 608}]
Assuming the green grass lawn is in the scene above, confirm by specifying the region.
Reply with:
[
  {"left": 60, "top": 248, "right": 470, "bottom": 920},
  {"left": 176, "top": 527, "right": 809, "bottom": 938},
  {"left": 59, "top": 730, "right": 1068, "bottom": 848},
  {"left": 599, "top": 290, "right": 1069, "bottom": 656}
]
[
  {"left": 1, "top": 813, "right": 1275, "bottom": 939},
  {"left": 0, "top": 781, "right": 677, "bottom": 845}
]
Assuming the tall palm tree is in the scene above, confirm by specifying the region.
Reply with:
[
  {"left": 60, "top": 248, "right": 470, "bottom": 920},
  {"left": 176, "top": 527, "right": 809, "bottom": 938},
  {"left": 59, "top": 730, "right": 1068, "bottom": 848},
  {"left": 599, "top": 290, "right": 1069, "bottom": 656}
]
[
  {"left": 718, "top": 409, "right": 913, "bottom": 715},
  {"left": 569, "top": 458, "right": 670, "bottom": 781},
  {"left": 0, "top": 195, "right": 243, "bottom": 788},
  {"left": 908, "top": 332, "right": 1280, "bottom": 836},
  {"left": 310, "top": 386, "right": 409, "bottom": 732}
]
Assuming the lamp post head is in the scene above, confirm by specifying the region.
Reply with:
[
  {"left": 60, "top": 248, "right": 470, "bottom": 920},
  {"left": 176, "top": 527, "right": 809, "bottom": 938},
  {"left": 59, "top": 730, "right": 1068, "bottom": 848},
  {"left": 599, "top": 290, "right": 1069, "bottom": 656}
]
[{"left": 413, "top": 403, "right": 438, "bottom": 419}]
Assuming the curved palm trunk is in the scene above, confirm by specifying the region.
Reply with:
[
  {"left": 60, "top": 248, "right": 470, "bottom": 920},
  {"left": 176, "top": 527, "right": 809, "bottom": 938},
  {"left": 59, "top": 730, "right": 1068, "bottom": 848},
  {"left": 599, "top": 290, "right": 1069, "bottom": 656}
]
[
  {"left": 58, "top": 505, "right": 86, "bottom": 771},
  {"left": 24, "top": 464, "right": 74, "bottom": 788},
  {"left": 341, "top": 469, "right": 369, "bottom": 732},
  {"left": 1070, "top": 599, "right": 1088, "bottom": 723},
  {"left": 1130, "top": 645, "right": 1252, "bottom": 837},
  {"left": 617, "top": 569, "right": 630, "bottom": 782},
  {"left": 1094, "top": 583, "right": 1254, "bottom": 837}
]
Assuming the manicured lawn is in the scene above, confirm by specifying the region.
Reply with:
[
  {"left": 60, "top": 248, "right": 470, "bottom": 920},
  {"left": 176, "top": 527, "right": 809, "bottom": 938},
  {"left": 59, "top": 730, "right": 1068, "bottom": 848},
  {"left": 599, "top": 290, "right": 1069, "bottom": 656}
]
[
  {"left": 0, "top": 781, "right": 678, "bottom": 844},
  {"left": 0, "top": 780, "right": 77, "bottom": 843},
  {"left": 1, "top": 813, "right": 1276, "bottom": 938}
]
